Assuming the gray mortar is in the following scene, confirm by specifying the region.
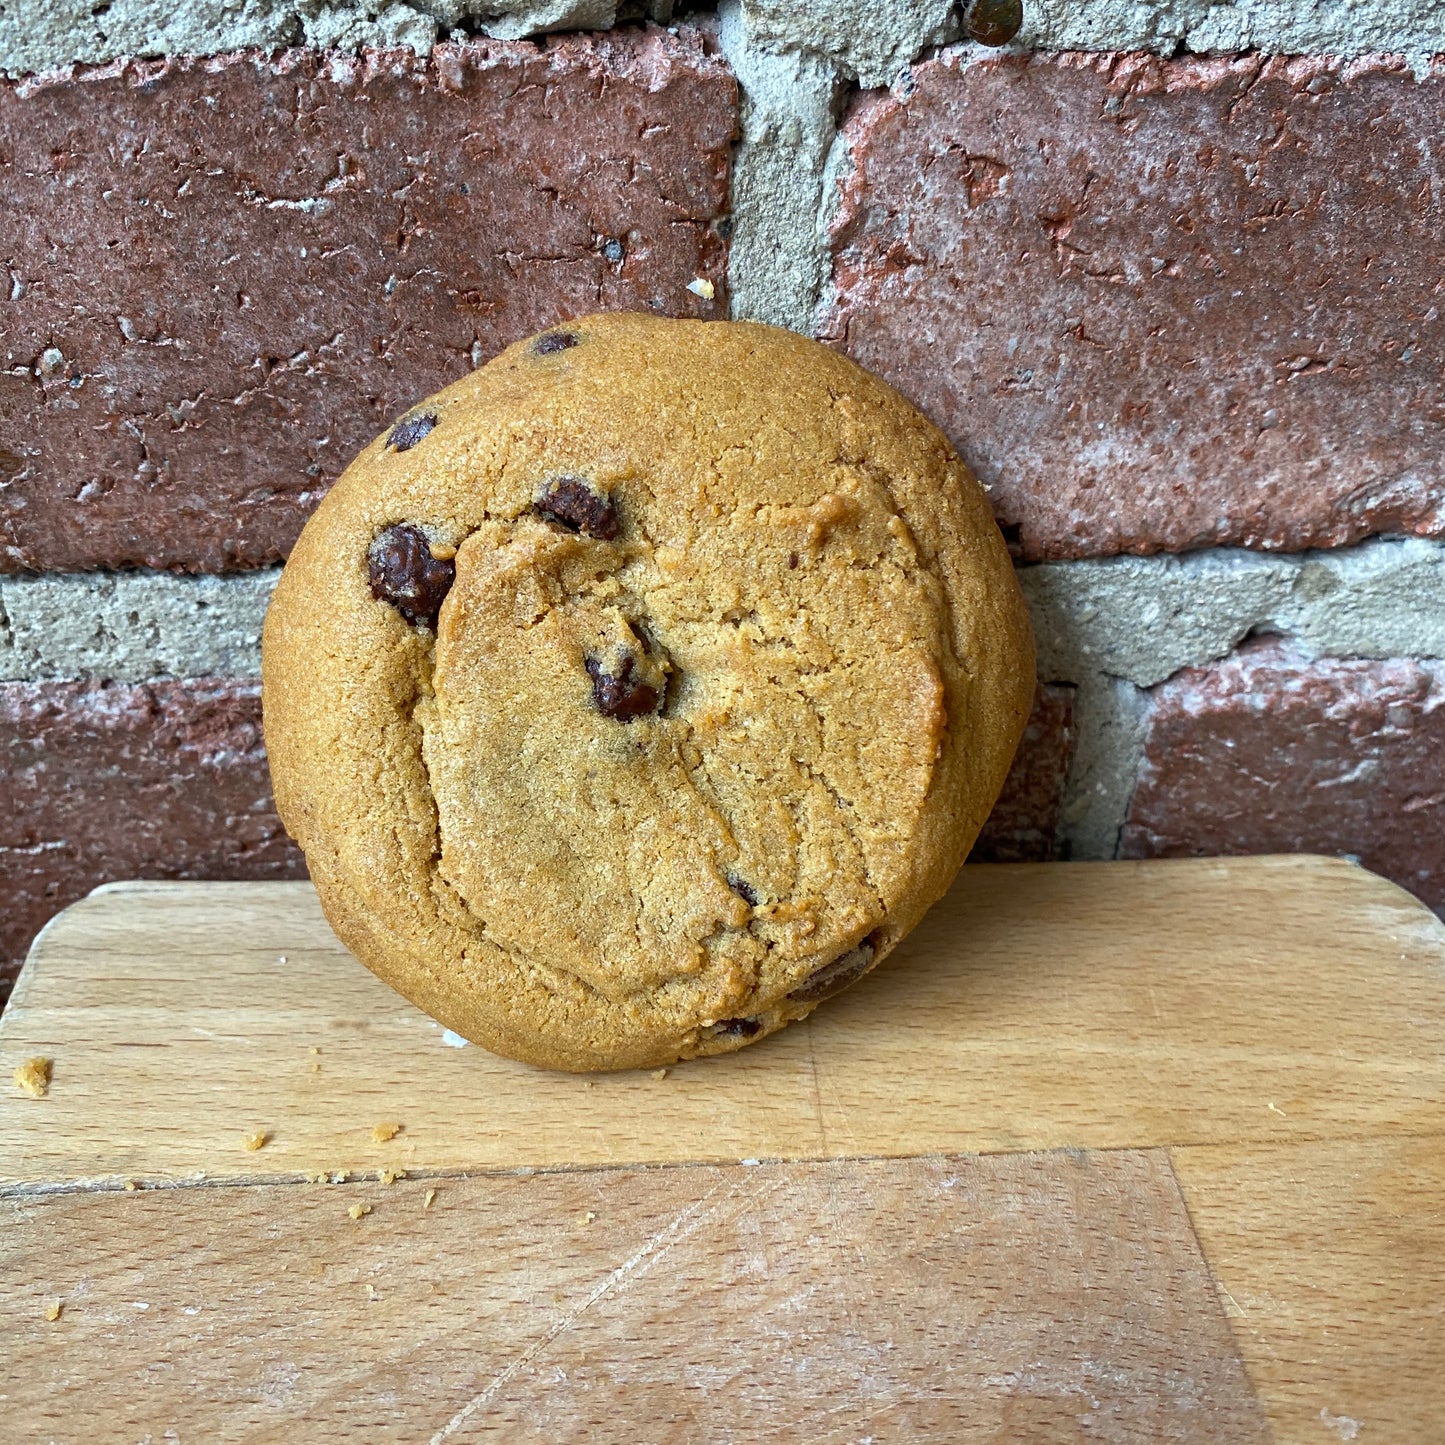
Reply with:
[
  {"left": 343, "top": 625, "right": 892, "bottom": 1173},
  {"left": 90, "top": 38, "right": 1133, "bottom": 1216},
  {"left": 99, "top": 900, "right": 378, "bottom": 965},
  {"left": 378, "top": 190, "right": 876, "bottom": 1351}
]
[
  {"left": 717, "top": 1, "right": 844, "bottom": 331},
  {"left": 1020, "top": 1, "right": 1445, "bottom": 71},
  {"left": 736, "top": 0, "right": 1445, "bottom": 76},
  {"left": 0, "top": 569, "right": 278, "bottom": 681},
  {"left": 9, "top": 0, "right": 1444, "bottom": 82},
  {"left": 1058, "top": 674, "right": 1151, "bottom": 861},
  {"left": 1, "top": 0, "right": 435, "bottom": 75},
  {"left": 1021, "top": 536, "right": 1445, "bottom": 689},
  {"left": 0, "top": 0, "right": 672, "bottom": 76},
  {"left": 740, "top": 0, "right": 959, "bottom": 87}
]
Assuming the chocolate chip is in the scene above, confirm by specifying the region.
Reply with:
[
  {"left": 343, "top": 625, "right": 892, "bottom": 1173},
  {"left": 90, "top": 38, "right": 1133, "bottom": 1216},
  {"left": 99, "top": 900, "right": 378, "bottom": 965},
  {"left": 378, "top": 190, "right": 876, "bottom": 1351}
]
[
  {"left": 387, "top": 411, "right": 437, "bottom": 453},
  {"left": 727, "top": 874, "right": 760, "bottom": 907},
  {"left": 585, "top": 655, "right": 660, "bottom": 722},
  {"left": 533, "top": 330, "right": 579, "bottom": 356},
  {"left": 788, "top": 937, "right": 879, "bottom": 1004},
  {"left": 537, "top": 476, "right": 619, "bottom": 540},
  {"left": 788, "top": 552, "right": 799, "bottom": 569},
  {"left": 368, "top": 524, "right": 455, "bottom": 628},
  {"left": 710, "top": 1017, "right": 762, "bottom": 1039},
  {"left": 963, "top": 0, "right": 1023, "bottom": 46}
]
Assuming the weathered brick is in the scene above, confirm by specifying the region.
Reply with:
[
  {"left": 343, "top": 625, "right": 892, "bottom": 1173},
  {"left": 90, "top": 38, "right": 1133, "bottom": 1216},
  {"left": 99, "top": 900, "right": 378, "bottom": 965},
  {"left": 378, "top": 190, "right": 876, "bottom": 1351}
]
[
  {"left": 824, "top": 52, "right": 1445, "bottom": 561},
  {"left": 1121, "top": 643, "right": 1445, "bottom": 911},
  {"left": 971, "top": 681, "right": 1076, "bottom": 863},
  {"left": 0, "top": 29, "right": 733, "bottom": 574},
  {"left": 0, "top": 679, "right": 305, "bottom": 996}
]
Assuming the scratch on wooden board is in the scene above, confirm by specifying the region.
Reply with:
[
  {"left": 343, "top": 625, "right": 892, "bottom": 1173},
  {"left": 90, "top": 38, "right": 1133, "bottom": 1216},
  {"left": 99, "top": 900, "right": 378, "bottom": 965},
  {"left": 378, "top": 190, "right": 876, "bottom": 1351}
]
[
  {"left": 1218, "top": 1286, "right": 1249, "bottom": 1319},
  {"left": 817, "top": 1065, "right": 860, "bottom": 1154},
  {"left": 428, "top": 1173, "right": 783, "bottom": 1442},
  {"left": 190, "top": 1027, "right": 255, "bottom": 1046},
  {"left": 806, "top": 1024, "right": 828, "bottom": 1154},
  {"left": 807, "top": 1400, "right": 898, "bottom": 1445}
]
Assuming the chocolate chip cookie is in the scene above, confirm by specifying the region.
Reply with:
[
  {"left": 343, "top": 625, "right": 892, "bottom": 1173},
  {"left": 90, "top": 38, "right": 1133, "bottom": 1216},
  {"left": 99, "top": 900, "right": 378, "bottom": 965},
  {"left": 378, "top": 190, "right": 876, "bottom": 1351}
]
[{"left": 262, "top": 314, "right": 1034, "bottom": 1071}]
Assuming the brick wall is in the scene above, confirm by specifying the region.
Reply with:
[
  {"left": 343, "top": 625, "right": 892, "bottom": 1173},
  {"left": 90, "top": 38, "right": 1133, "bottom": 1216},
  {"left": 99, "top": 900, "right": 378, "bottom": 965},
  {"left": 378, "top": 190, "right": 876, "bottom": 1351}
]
[{"left": 3, "top": 0, "right": 1443, "bottom": 1001}]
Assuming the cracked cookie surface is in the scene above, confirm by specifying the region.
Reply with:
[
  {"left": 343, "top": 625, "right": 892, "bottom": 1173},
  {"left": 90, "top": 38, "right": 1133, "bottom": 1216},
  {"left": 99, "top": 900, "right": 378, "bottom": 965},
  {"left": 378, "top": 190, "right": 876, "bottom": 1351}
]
[{"left": 262, "top": 314, "right": 1034, "bottom": 1071}]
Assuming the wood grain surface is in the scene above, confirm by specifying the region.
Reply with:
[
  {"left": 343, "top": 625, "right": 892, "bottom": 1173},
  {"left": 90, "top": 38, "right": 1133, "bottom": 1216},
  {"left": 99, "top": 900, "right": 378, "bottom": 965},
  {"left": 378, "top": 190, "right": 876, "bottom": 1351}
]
[
  {"left": 1172, "top": 1135, "right": 1445, "bottom": 1444},
  {"left": 2, "top": 856, "right": 1442, "bottom": 1189},
  {"left": 3, "top": 1152, "right": 1268, "bottom": 1442},
  {"left": 2, "top": 857, "right": 1443, "bottom": 1442}
]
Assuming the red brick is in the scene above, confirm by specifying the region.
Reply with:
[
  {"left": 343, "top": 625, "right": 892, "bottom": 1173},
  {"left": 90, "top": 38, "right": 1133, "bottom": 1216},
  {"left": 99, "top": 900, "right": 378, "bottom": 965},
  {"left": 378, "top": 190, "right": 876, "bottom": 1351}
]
[
  {"left": 0, "top": 680, "right": 305, "bottom": 998},
  {"left": 823, "top": 52, "right": 1445, "bottom": 561},
  {"left": 971, "top": 682, "right": 1075, "bottom": 862},
  {"left": 1121, "top": 643, "right": 1445, "bottom": 912},
  {"left": 0, "top": 30, "right": 734, "bottom": 574}
]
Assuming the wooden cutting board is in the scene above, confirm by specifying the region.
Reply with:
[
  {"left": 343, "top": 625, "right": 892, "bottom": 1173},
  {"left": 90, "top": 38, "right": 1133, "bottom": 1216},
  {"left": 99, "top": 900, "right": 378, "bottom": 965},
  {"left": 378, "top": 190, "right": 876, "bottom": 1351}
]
[{"left": 2, "top": 856, "right": 1443, "bottom": 1442}]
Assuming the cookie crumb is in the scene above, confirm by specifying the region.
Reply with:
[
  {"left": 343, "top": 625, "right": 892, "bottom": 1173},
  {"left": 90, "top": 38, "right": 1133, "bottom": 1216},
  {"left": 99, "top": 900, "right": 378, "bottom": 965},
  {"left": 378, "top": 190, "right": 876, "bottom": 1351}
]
[
  {"left": 686, "top": 277, "right": 716, "bottom": 301},
  {"left": 44, "top": 1298, "right": 63, "bottom": 1322},
  {"left": 424, "top": 1189, "right": 437, "bottom": 1209},
  {"left": 348, "top": 1203, "right": 372, "bottom": 1221},
  {"left": 582, "top": 1081, "right": 595, "bottom": 1089},
  {"left": 330, "top": 1170, "right": 349, "bottom": 1185},
  {"left": 365, "top": 1283, "right": 379, "bottom": 1301},
  {"left": 576, "top": 1210, "right": 596, "bottom": 1227},
  {"left": 242, "top": 1130, "right": 268, "bottom": 1152},
  {"left": 650, "top": 1068, "right": 668, "bottom": 1081},
  {"left": 378, "top": 1168, "right": 408, "bottom": 1186},
  {"left": 371, "top": 1121, "right": 401, "bottom": 1143},
  {"left": 123, "top": 1179, "right": 138, "bottom": 1192},
  {"left": 13, "top": 1057, "right": 51, "bottom": 1098}
]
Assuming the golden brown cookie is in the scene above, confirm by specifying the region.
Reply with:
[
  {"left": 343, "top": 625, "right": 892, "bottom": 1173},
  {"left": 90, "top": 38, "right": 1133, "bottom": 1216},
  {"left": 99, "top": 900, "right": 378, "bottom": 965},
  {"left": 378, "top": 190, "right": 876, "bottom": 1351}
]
[{"left": 262, "top": 314, "right": 1033, "bottom": 1071}]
